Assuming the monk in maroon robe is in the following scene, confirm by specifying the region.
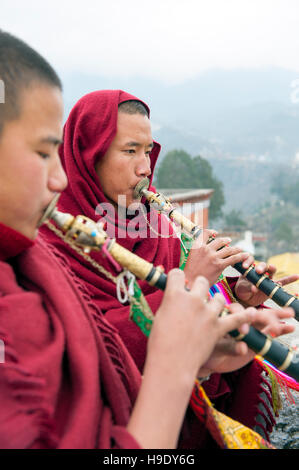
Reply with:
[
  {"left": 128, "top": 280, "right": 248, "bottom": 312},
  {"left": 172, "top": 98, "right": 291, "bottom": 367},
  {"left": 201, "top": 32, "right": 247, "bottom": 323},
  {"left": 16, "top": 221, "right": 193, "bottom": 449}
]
[{"left": 41, "top": 90, "right": 297, "bottom": 442}]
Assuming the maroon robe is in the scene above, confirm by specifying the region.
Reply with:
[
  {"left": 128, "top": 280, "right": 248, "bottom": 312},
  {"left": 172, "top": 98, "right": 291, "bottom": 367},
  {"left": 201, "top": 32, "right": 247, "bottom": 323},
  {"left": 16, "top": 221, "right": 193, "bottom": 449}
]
[{"left": 0, "top": 222, "right": 142, "bottom": 448}]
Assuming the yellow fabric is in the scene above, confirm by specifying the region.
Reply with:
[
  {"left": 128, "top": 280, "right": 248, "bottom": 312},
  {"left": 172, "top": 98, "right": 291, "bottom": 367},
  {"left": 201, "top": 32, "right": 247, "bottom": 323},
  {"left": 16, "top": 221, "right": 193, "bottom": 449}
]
[
  {"left": 198, "top": 385, "right": 275, "bottom": 449},
  {"left": 268, "top": 252, "right": 299, "bottom": 295}
]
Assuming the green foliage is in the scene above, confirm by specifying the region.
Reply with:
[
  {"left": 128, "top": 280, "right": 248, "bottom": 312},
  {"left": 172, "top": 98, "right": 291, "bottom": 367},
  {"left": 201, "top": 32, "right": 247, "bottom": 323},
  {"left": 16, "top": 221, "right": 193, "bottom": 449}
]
[
  {"left": 155, "top": 149, "right": 225, "bottom": 220},
  {"left": 223, "top": 209, "right": 247, "bottom": 231},
  {"left": 272, "top": 221, "right": 294, "bottom": 243},
  {"left": 155, "top": 150, "right": 196, "bottom": 187},
  {"left": 246, "top": 200, "right": 299, "bottom": 256},
  {"left": 270, "top": 165, "right": 299, "bottom": 205}
]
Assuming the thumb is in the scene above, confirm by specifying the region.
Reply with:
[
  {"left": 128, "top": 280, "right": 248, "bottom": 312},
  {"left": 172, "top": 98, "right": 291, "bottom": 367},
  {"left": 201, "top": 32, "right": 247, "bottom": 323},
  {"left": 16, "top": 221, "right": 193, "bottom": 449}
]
[{"left": 236, "top": 280, "right": 254, "bottom": 301}]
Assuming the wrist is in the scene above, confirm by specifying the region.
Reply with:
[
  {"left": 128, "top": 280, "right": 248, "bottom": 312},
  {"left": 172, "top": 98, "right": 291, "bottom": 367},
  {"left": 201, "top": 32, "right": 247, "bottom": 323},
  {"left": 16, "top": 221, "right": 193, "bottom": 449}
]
[{"left": 128, "top": 359, "right": 194, "bottom": 448}]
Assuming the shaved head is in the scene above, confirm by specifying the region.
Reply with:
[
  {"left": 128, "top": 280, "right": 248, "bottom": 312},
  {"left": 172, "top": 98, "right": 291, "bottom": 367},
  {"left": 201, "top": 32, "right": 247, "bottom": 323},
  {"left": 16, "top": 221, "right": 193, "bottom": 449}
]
[{"left": 0, "top": 30, "right": 62, "bottom": 136}]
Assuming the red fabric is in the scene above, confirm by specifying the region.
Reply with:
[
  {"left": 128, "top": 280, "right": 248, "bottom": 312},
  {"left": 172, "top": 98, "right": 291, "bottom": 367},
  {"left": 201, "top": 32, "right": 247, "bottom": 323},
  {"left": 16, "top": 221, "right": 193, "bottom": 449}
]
[
  {"left": 40, "top": 89, "right": 276, "bottom": 442},
  {"left": 0, "top": 222, "right": 33, "bottom": 261},
  {"left": 40, "top": 90, "right": 181, "bottom": 371},
  {"left": 0, "top": 234, "right": 142, "bottom": 449}
]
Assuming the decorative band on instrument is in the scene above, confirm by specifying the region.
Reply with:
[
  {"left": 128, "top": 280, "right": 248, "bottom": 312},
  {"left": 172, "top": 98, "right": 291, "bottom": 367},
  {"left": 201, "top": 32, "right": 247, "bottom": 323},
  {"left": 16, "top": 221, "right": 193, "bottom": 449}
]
[
  {"left": 269, "top": 285, "right": 280, "bottom": 299},
  {"left": 284, "top": 296, "right": 296, "bottom": 307},
  {"left": 243, "top": 265, "right": 254, "bottom": 277},
  {"left": 256, "top": 275, "right": 267, "bottom": 288},
  {"left": 257, "top": 337, "right": 272, "bottom": 357},
  {"left": 219, "top": 308, "right": 229, "bottom": 318},
  {"left": 233, "top": 332, "right": 246, "bottom": 341},
  {"left": 279, "top": 350, "right": 294, "bottom": 372},
  {"left": 147, "top": 268, "right": 162, "bottom": 286}
]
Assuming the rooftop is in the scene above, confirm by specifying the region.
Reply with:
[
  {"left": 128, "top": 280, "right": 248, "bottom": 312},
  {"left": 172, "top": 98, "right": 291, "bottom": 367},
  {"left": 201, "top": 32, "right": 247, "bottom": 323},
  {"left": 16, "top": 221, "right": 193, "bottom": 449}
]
[{"left": 157, "top": 188, "right": 214, "bottom": 202}]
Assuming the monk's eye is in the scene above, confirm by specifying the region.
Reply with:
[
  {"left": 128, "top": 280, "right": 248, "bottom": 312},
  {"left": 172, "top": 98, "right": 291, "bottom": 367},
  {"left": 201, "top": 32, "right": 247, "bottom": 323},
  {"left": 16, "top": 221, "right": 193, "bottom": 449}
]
[{"left": 37, "top": 151, "right": 50, "bottom": 159}]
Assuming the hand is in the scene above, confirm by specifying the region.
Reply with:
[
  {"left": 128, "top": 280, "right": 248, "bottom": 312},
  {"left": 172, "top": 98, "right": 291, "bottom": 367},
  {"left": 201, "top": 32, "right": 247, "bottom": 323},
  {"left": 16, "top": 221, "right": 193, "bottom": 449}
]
[
  {"left": 198, "top": 302, "right": 295, "bottom": 376},
  {"left": 184, "top": 230, "right": 250, "bottom": 286},
  {"left": 147, "top": 269, "right": 254, "bottom": 385},
  {"left": 235, "top": 258, "right": 299, "bottom": 307}
]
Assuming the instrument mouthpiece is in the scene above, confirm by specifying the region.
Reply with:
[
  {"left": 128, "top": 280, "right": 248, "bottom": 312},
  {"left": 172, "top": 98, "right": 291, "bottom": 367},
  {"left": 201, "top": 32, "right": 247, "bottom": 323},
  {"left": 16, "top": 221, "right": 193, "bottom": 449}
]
[
  {"left": 37, "top": 193, "right": 61, "bottom": 227},
  {"left": 133, "top": 177, "right": 150, "bottom": 199}
]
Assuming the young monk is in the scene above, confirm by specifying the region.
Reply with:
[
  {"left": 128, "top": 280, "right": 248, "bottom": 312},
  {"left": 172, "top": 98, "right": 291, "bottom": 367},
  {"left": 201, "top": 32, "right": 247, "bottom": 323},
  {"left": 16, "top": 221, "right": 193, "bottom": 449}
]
[
  {"left": 41, "top": 90, "right": 297, "bottom": 443},
  {"left": 1, "top": 29, "right": 292, "bottom": 450}
]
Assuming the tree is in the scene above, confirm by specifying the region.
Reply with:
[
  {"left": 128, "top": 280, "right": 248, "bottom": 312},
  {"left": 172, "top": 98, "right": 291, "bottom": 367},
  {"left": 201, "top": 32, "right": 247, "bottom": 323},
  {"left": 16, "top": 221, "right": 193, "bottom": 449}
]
[
  {"left": 155, "top": 149, "right": 196, "bottom": 188},
  {"left": 155, "top": 149, "right": 225, "bottom": 220},
  {"left": 192, "top": 155, "right": 225, "bottom": 220},
  {"left": 223, "top": 209, "right": 247, "bottom": 232},
  {"left": 270, "top": 165, "right": 299, "bottom": 205}
]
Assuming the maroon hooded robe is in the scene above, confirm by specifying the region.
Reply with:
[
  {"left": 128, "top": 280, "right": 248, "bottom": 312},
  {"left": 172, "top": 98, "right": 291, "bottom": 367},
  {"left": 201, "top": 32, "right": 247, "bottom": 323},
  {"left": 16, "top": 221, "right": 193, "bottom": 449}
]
[{"left": 0, "top": 222, "right": 142, "bottom": 448}]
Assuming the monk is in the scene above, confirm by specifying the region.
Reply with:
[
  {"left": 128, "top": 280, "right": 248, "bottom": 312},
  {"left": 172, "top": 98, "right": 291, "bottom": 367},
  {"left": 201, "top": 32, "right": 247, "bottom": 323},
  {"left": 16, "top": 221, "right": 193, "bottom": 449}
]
[
  {"left": 41, "top": 90, "right": 297, "bottom": 443},
  {"left": 2, "top": 29, "right": 291, "bottom": 450}
]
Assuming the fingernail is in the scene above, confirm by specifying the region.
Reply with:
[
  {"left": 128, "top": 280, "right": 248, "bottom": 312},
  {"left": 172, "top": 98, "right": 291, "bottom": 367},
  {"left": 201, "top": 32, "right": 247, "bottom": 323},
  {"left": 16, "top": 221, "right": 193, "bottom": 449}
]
[{"left": 240, "top": 323, "right": 250, "bottom": 335}]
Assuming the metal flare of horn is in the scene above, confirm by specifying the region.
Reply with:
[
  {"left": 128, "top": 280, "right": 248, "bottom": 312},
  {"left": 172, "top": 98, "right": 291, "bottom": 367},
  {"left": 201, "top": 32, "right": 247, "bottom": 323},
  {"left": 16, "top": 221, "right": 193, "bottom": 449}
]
[
  {"left": 133, "top": 177, "right": 202, "bottom": 238},
  {"left": 37, "top": 193, "right": 61, "bottom": 227},
  {"left": 133, "top": 177, "right": 150, "bottom": 199}
]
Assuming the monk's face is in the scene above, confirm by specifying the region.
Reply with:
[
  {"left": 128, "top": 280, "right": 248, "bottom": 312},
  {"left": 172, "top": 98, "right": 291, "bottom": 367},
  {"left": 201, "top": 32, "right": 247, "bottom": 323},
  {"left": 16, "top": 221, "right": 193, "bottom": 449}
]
[
  {"left": 95, "top": 112, "right": 153, "bottom": 208},
  {"left": 0, "top": 84, "right": 67, "bottom": 239}
]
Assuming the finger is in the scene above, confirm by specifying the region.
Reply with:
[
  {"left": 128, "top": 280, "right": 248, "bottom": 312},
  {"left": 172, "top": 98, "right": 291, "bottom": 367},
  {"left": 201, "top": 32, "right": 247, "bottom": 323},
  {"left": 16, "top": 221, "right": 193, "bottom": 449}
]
[
  {"left": 237, "top": 282, "right": 258, "bottom": 298},
  {"left": 277, "top": 274, "right": 299, "bottom": 286},
  {"left": 267, "top": 264, "right": 277, "bottom": 275},
  {"left": 207, "top": 237, "right": 232, "bottom": 251},
  {"left": 250, "top": 307, "right": 294, "bottom": 333},
  {"left": 216, "top": 337, "right": 244, "bottom": 356},
  {"left": 192, "top": 229, "right": 217, "bottom": 248},
  {"left": 234, "top": 282, "right": 253, "bottom": 301},
  {"left": 222, "top": 251, "right": 250, "bottom": 267},
  {"left": 219, "top": 308, "right": 254, "bottom": 336},
  {"left": 263, "top": 322, "right": 295, "bottom": 337},
  {"left": 190, "top": 275, "right": 210, "bottom": 298},
  {"left": 166, "top": 268, "right": 185, "bottom": 293},
  {"left": 234, "top": 340, "right": 250, "bottom": 356},
  {"left": 226, "top": 303, "right": 245, "bottom": 314},
  {"left": 207, "top": 293, "right": 226, "bottom": 316},
  {"left": 255, "top": 307, "right": 294, "bottom": 323},
  {"left": 215, "top": 336, "right": 251, "bottom": 357},
  {"left": 254, "top": 262, "right": 268, "bottom": 274},
  {"left": 242, "top": 254, "right": 254, "bottom": 269},
  {"left": 215, "top": 245, "right": 244, "bottom": 259},
  {"left": 203, "top": 229, "right": 218, "bottom": 243},
  {"left": 274, "top": 307, "right": 295, "bottom": 318}
]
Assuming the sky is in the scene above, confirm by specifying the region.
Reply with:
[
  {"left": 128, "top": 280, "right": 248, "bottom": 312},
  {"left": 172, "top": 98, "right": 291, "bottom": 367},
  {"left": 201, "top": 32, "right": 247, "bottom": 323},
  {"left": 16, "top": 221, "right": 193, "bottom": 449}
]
[{"left": 1, "top": 0, "right": 299, "bottom": 84}]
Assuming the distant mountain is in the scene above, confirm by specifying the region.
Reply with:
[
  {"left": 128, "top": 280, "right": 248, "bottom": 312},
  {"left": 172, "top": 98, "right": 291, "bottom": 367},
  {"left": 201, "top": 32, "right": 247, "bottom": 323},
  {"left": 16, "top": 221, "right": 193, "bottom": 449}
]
[
  {"left": 60, "top": 67, "right": 299, "bottom": 214},
  {"left": 61, "top": 66, "right": 299, "bottom": 161}
]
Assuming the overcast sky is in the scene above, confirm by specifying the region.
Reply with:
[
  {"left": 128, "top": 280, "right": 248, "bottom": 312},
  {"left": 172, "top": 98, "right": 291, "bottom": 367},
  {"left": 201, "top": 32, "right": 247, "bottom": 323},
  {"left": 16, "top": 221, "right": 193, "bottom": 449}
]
[{"left": 1, "top": 0, "right": 299, "bottom": 84}]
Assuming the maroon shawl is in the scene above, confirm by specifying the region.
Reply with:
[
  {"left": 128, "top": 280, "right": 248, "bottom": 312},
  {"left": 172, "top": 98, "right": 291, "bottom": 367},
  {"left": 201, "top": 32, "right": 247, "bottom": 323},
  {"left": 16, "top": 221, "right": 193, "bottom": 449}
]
[
  {"left": 40, "top": 90, "right": 276, "bottom": 440},
  {"left": 0, "top": 224, "right": 141, "bottom": 449},
  {"left": 41, "top": 90, "right": 181, "bottom": 371}
]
